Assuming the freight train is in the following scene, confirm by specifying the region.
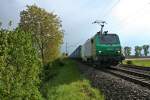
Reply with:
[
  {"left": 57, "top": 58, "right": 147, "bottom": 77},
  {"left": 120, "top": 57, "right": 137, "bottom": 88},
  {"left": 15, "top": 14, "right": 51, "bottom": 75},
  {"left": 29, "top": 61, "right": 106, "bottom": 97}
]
[{"left": 70, "top": 31, "right": 125, "bottom": 67}]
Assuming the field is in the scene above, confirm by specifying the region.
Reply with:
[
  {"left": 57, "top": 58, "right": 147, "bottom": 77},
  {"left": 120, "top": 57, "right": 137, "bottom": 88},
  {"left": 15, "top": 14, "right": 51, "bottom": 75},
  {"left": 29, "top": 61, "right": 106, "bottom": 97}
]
[
  {"left": 41, "top": 59, "right": 104, "bottom": 100},
  {"left": 124, "top": 60, "right": 150, "bottom": 67}
]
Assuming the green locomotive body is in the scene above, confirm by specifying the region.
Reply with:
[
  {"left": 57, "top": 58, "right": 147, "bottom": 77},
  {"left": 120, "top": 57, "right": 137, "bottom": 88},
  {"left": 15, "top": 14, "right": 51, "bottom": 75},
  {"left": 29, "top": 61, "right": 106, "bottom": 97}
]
[
  {"left": 81, "top": 32, "right": 124, "bottom": 66},
  {"left": 93, "top": 33, "right": 124, "bottom": 65}
]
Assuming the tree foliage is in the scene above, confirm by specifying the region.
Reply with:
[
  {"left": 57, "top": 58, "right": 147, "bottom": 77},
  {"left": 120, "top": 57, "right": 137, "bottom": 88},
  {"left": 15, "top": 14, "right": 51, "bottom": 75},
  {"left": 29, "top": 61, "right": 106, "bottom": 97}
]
[
  {"left": 19, "top": 5, "right": 63, "bottom": 65},
  {"left": 124, "top": 47, "right": 131, "bottom": 56},
  {"left": 142, "top": 45, "right": 149, "bottom": 56},
  {"left": 135, "top": 46, "right": 142, "bottom": 56},
  {"left": 0, "top": 28, "right": 42, "bottom": 99}
]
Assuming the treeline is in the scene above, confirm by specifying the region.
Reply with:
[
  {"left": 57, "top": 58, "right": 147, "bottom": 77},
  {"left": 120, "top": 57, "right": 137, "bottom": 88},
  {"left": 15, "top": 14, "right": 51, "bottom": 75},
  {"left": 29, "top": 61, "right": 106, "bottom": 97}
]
[
  {"left": 124, "top": 45, "right": 149, "bottom": 57},
  {"left": 0, "top": 5, "right": 63, "bottom": 99}
]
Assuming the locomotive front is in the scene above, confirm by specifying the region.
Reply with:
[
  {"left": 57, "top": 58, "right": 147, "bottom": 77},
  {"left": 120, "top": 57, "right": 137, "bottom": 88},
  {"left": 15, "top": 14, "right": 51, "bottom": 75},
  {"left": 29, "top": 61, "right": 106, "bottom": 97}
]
[{"left": 95, "top": 33, "right": 124, "bottom": 65}]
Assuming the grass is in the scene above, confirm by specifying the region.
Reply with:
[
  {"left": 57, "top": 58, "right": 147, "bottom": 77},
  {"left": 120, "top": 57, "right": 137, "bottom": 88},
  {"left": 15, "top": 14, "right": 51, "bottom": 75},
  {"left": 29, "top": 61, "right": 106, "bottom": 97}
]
[
  {"left": 123, "top": 60, "right": 150, "bottom": 67},
  {"left": 41, "top": 59, "right": 104, "bottom": 100}
]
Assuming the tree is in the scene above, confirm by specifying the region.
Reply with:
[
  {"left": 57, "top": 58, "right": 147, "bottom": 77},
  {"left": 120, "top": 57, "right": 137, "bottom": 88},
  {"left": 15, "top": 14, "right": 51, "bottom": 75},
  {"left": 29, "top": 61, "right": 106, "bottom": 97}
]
[
  {"left": 135, "top": 46, "right": 142, "bottom": 56},
  {"left": 19, "top": 5, "right": 63, "bottom": 65},
  {"left": 143, "top": 45, "right": 149, "bottom": 56},
  {"left": 124, "top": 47, "right": 131, "bottom": 56}
]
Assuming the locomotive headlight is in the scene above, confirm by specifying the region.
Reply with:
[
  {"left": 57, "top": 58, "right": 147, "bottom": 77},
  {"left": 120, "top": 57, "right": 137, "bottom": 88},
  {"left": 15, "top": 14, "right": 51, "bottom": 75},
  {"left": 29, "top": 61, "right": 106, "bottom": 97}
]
[
  {"left": 99, "top": 51, "right": 102, "bottom": 53},
  {"left": 117, "top": 50, "right": 121, "bottom": 53}
]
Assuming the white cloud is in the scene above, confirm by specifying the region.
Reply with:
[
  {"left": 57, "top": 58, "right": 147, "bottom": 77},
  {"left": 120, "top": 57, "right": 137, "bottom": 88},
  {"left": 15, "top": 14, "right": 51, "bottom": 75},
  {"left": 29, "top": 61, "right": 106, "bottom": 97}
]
[
  {"left": 109, "top": 0, "right": 150, "bottom": 48},
  {"left": 112, "top": 0, "right": 150, "bottom": 32}
]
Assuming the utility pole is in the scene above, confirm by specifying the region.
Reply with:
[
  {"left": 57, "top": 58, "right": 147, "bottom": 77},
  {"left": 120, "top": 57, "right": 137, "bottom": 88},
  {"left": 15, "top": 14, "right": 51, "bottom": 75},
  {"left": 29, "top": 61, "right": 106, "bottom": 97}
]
[
  {"left": 92, "top": 20, "right": 107, "bottom": 34},
  {"left": 66, "top": 42, "right": 68, "bottom": 56}
]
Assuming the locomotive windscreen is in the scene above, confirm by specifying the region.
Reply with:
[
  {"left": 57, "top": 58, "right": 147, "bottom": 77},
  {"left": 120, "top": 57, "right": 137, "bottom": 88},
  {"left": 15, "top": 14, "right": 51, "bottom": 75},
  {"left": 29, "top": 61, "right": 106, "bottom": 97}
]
[{"left": 100, "top": 34, "right": 119, "bottom": 44}]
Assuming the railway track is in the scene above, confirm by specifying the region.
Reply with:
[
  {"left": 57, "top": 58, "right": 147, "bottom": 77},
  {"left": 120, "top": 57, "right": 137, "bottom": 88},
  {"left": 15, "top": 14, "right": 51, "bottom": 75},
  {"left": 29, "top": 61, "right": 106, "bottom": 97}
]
[
  {"left": 119, "top": 64, "right": 150, "bottom": 71},
  {"left": 78, "top": 60, "right": 150, "bottom": 89},
  {"left": 104, "top": 65, "right": 150, "bottom": 89},
  {"left": 77, "top": 61, "right": 150, "bottom": 99}
]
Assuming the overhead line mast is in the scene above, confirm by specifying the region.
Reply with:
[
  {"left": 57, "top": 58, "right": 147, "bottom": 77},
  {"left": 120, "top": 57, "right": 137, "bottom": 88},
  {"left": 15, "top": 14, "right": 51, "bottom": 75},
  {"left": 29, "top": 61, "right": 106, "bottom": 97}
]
[{"left": 66, "top": 42, "right": 68, "bottom": 55}]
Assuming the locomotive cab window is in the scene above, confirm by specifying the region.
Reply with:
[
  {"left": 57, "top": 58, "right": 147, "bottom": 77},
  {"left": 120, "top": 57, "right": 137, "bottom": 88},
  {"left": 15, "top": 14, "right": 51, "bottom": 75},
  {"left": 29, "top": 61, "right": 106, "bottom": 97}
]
[{"left": 100, "top": 34, "right": 120, "bottom": 44}]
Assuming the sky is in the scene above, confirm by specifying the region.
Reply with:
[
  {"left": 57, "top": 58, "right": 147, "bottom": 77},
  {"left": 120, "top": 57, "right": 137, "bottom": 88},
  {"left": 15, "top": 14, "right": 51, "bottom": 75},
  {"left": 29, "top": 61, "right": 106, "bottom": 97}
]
[{"left": 0, "top": 0, "right": 150, "bottom": 54}]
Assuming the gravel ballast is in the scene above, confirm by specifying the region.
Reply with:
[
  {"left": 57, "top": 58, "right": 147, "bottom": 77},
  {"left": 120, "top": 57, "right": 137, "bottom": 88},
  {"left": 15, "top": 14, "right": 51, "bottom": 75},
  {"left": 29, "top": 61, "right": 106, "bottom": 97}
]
[{"left": 77, "top": 62, "right": 150, "bottom": 100}]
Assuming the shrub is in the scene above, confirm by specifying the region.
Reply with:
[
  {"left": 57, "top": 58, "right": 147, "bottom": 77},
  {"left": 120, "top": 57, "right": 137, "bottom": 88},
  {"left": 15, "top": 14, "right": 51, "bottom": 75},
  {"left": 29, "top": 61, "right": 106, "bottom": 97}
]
[
  {"left": 41, "top": 58, "right": 65, "bottom": 82},
  {"left": 0, "top": 29, "right": 42, "bottom": 99},
  {"left": 126, "top": 60, "right": 133, "bottom": 64}
]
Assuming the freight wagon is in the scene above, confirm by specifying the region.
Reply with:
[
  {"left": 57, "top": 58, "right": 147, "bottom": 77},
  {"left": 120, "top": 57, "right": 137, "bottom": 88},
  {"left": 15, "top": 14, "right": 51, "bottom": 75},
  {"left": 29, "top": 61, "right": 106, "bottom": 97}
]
[{"left": 69, "top": 45, "right": 82, "bottom": 59}]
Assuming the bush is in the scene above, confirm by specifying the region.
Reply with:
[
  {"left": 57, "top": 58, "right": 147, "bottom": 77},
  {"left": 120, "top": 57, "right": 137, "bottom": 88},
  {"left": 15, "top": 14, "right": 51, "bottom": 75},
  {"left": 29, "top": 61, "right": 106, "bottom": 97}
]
[
  {"left": 41, "top": 58, "right": 65, "bottom": 82},
  {"left": 0, "top": 29, "right": 42, "bottom": 99},
  {"left": 126, "top": 60, "right": 133, "bottom": 64}
]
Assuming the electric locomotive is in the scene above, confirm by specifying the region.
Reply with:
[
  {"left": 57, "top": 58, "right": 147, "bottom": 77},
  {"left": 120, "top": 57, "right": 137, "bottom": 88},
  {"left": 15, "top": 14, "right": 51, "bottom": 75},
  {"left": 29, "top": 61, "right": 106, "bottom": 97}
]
[
  {"left": 70, "top": 21, "right": 124, "bottom": 67},
  {"left": 81, "top": 31, "right": 124, "bottom": 66}
]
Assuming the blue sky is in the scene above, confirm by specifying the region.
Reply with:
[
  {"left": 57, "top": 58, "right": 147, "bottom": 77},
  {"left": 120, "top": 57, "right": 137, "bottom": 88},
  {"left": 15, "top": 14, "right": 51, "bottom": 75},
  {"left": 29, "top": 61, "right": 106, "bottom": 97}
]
[{"left": 0, "top": 0, "right": 150, "bottom": 54}]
